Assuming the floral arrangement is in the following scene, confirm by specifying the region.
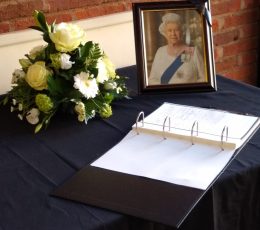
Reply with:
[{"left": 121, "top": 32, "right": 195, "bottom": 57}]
[{"left": 1, "top": 11, "right": 127, "bottom": 133}]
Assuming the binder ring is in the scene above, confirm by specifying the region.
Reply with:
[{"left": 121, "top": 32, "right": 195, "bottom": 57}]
[
  {"left": 191, "top": 120, "right": 199, "bottom": 145},
  {"left": 135, "top": 111, "right": 144, "bottom": 135},
  {"left": 162, "top": 116, "right": 171, "bottom": 139},
  {"left": 221, "top": 126, "right": 229, "bottom": 150}
]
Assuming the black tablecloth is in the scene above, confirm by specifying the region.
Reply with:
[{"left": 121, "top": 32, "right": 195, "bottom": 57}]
[{"left": 0, "top": 65, "right": 260, "bottom": 230}]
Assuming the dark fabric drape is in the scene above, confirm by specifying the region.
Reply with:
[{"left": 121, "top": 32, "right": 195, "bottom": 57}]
[{"left": 0, "top": 65, "right": 260, "bottom": 230}]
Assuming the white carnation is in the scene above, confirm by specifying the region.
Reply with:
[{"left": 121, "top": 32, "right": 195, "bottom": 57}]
[{"left": 73, "top": 72, "right": 98, "bottom": 99}]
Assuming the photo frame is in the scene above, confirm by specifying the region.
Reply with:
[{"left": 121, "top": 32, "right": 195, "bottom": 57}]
[{"left": 132, "top": 0, "right": 216, "bottom": 94}]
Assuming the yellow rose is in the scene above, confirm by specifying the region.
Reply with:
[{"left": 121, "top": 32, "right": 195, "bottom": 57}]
[
  {"left": 49, "top": 23, "right": 86, "bottom": 52},
  {"left": 25, "top": 61, "right": 51, "bottom": 90}
]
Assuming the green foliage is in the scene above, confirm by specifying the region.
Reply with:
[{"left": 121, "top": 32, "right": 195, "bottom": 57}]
[
  {"left": 35, "top": 123, "right": 43, "bottom": 133},
  {"left": 34, "top": 10, "right": 49, "bottom": 32},
  {"left": 9, "top": 80, "right": 36, "bottom": 108},
  {"left": 29, "top": 26, "right": 44, "bottom": 32},
  {"left": 47, "top": 76, "right": 72, "bottom": 99},
  {"left": 87, "top": 43, "right": 103, "bottom": 68},
  {"left": 0, "top": 96, "right": 9, "bottom": 106}
]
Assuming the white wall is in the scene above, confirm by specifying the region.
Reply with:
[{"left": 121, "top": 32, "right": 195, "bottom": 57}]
[{"left": 0, "top": 11, "right": 136, "bottom": 94}]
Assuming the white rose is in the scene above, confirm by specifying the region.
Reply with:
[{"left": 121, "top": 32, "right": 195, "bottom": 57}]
[
  {"left": 60, "top": 53, "right": 74, "bottom": 69},
  {"left": 50, "top": 23, "right": 86, "bottom": 52},
  {"left": 26, "top": 108, "right": 40, "bottom": 125}
]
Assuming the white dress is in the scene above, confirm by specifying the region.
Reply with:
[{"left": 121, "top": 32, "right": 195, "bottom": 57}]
[{"left": 148, "top": 45, "right": 206, "bottom": 85}]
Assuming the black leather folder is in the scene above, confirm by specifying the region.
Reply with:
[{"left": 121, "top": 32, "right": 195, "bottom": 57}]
[{"left": 52, "top": 165, "right": 207, "bottom": 228}]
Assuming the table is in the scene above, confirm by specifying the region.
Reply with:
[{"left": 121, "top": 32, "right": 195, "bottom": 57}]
[{"left": 1, "top": 65, "right": 260, "bottom": 230}]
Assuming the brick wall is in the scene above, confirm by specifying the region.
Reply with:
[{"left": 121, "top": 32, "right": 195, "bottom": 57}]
[
  {"left": 0, "top": 0, "right": 259, "bottom": 86},
  {"left": 212, "top": 0, "right": 260, "bottom": 85}
]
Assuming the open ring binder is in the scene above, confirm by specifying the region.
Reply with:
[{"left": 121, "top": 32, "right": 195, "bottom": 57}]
[
  {"left": 54, "top": 103, "right": 260, "bottom": 230},
  {"left": 221, "top": 126, "right": 229, "bottom": 150},
  {"left": 135, "top": 111, "right": 144, "bottom": 135},
  {"left": 91, "top": 103, "right": 260, "bottom": 192},
  {"left": 162, "top": 116, "right": 171, "bottom": 139}
]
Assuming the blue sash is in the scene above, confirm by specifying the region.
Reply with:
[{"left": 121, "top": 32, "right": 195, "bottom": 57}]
[{"left": 160, "top": 54, "right": 184, "bottom": 84}]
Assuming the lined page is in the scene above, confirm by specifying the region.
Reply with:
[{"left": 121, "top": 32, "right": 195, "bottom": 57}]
[{"left": 136, "top": 103, "right": 260, "bottom": 148}]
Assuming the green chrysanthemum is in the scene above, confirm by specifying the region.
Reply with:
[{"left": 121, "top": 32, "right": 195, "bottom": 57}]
[
  {"left": 35, "top": 94, "right": 53, "bottom": 113},
  {"left": 99, "top": 103, "right": 112, "bottom": 118},
  {"left": 50, "top": 53, "right": 61, "bottom": 69}
]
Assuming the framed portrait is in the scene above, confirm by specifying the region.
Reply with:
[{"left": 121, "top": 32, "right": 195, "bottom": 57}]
[{"left": 132, "top": 1, "right": 216, "bottom": 94}]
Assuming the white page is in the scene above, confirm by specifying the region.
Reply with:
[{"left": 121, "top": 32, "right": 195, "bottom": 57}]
[
  {"left": 92, "top": 130, "right": 235, "bottom": 190},
  {"left": 92, "top": 103, "right": 260, "bottom": 190}
]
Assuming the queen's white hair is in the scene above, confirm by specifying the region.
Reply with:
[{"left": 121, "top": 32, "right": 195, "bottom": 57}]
[{"left": 159, "top": 13, "right": 183, "bottom": 37}]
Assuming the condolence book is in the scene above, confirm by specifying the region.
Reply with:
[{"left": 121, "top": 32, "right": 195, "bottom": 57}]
[
  {"left": 92, "top": 103, "right": 260, "bottom": 190},
  {"left": 52, "top": 103, "right": 260, "bottom": 227}
]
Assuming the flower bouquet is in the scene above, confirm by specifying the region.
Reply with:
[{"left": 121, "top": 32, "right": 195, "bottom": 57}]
[{"left": 1, "top": 11, "right": 127, "bottom": 133}]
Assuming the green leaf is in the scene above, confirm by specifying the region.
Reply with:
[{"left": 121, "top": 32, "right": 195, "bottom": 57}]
[
  {"left": 36, "top": 11, "right": 49, "bottom": 32},
  {"left": 75, "top": 42, "right": 103, "bottom": 68},
  {"left": 78, "top": 41, "right": 93, "bottom": 60},
  {"left": 48, "top": 77, "right": 71, "bottom": 98},
  {"left": 35, "top": 123, "right": 43, "bottom": 133},
  {"left": 29, "top": 26, "right": 44, "bottom": 32},
  {"left": 51, "top": 21, "right": 56, "bottom": 33},
  {"left": 88, "top": 43, "right": 103, "bottom": 65},
  {"left": 7, "top": 80, "right": 36, "bottom": 109},
  {"left": 43, "top": 33, "right": 52, "bottom": 44},
  {"left": 83, "top": 99, "right": 99, "bottom": 116},
  {"left": 57, "top": 70, "right": 75, "bottom": 81},
  {"left": 87, "top": 67, "right": 98, "bottom": 78},
  {"left": 68, "top": 89, "right": 82, "bottom": 100},
  {"left": 44, "top": 43, "right": 56, "bottom": 60},
  {"left": 0, "top": 96, "right": 9, "bottom": 105}
]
